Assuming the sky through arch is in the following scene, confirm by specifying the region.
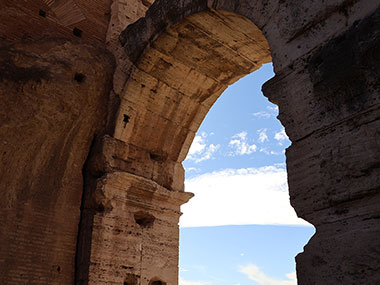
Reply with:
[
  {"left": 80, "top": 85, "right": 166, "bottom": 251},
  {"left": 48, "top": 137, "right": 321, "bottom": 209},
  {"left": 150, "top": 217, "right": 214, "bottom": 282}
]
[{"left": 179, "top": 63, "right": 315, "bottom": 285}]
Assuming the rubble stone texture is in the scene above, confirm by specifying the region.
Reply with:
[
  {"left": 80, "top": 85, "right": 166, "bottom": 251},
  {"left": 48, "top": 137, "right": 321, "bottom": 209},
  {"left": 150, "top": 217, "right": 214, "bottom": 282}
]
[
  {"left": 0, "top": 39, "right": 115, "bottom": 284},
  {"left": 1, "top": 0, "right": 380, "bottom": 284}
]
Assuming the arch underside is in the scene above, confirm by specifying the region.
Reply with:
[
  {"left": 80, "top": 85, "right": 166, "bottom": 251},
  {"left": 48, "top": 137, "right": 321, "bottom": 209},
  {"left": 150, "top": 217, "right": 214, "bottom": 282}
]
[
  {"left": 77, "top": 8, "right": 272, "bottom": 284},
  {"left": 114, "top": 9, "right": 271, "bottom": 191},
  {"left": 2, "top": 0, "right": 380, "bottom": 284},
  {"left": 102, "top": 2, "right": 380, "bottom": 284}
]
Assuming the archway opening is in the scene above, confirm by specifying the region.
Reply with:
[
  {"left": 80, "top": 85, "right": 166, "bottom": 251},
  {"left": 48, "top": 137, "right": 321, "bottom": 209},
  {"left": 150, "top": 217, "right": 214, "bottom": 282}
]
[
  {"left": 114, "top": 7, "right": 315, "bottom": 284},
  {"left": 179, "top": 63, "right": 315, "bottom": 284}
]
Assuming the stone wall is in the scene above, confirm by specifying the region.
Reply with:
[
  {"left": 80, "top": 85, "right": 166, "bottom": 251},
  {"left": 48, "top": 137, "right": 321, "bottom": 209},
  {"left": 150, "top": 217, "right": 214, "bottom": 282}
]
[
  {"left": 0, "top": 39, "right": 115, "bottom": 284},
  {"left": 267, "top": 7, "right": 380, "bottom": 283},
  {"left": 111, "top": 0, "right": 380, "bottom": 284},
  {"left": 1, "top": 0, "right": 380, "bottom": 284},
  {"left": 0, "top": 0, "right": 113, "bottom": 44},
  {"left": 0, "top": 1, "right": 146, "bottom": 283}
]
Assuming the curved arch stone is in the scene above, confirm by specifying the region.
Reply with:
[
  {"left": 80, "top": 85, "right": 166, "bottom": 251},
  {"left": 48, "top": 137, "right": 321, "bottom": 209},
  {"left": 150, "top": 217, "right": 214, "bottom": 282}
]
[
  {"left": 84, "top": 0, "right": 380, "bottom": 284},
  {"left": 1, "top": 0, "right": 380, "bottom": 284}
]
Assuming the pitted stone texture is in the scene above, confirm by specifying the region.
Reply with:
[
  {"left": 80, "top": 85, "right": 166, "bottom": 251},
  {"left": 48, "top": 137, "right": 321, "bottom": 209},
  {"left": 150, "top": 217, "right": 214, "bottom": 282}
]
[
  {"left": 76, "top": 171, "right": 192, "bottom": 284},
  {"left": 297, "top": 216, "right": 380, "bottom": 284},
  {"left": 117, "top": 0, "right": 379, "bottom": 77},
  {"left": 263, "top": 5, "right": 380, "bottom": 220},
  {"left": 262, "top": 5, "right": 380, "bottom": 284},
  {"left": 0, "top": 0, "right": 113, "bottom": 44},
  {"left": 106, "top": 0, "right": 154, "bottom": 47},
  {"left": 2, "top": 0, "right": 380, "bottom": 284},
  {"left": 0, "top": 39, "right": 114, "bottom": 284},
  {"left": 115, "top": 9, "right": 271, "bottom": 173},
  {"left": 114, "top": 1, "right": 380, "bottom": 284},
  {"left": 87, "top": 135, "right": 186, "bottom": 191}
]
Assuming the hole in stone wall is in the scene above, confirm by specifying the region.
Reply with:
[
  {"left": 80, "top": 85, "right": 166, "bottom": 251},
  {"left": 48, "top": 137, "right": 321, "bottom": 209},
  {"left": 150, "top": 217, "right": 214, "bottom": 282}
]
[
  {"left": 124, "top": 273, "right": 138, "bottom": 285},
  {"left": 39, "top": 9, "right": 46, "bottom": 17},
  {"left": 56, "top": 265, "right": 61, "bottom": 272},
  {"left": 73, "top": 27, "right": 83, "bottom": 38},
  {"left": 74, "top": 73, "right": 86, "bottom": 83},
  {"left": 123, "top": 114, "right": 130, "bottom": 129},
  {"left": 149, "top": 153, "right": 166, "bottom": 162},
  {"left": 123, "top": 114, "right": 130, "bottom": 128},
  {"left": 142, "top": 0, "right": 152, "bottom": 8},
  {"left": 123, "top": 114, "right": 130, "bottom": 123},
  {"left": 149, "top": 279, "right": 166, "bottom": 285},
  {"left": 134, "top": 211, "right": 155, "bottom": 228}
]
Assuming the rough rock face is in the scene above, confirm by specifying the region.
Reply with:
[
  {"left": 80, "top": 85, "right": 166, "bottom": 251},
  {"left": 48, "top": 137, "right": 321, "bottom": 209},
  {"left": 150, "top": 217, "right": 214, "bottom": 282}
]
[
  {"left": 106, "top": 0, "right": 155, "bottom": 46},
  {"left": 283, "top": 6, "right": 380, "bottom": 284},
  {"left": 110, "top": 0, "right": 380, "bottom": 284},
  {"left": 0, "top": 0, "right": 113, "bottom": 44},
  {"left": 0, "top": 40, "right": 114, "bottom": 284},
  {"left": 1, "top": 0, "right": 380, "bottom": 284}
]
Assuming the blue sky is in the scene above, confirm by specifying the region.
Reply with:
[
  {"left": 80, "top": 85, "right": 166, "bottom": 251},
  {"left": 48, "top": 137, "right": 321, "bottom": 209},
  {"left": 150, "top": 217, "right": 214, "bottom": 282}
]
[{"left": 179, "top": 63, "right": 315, "bottom": 284}]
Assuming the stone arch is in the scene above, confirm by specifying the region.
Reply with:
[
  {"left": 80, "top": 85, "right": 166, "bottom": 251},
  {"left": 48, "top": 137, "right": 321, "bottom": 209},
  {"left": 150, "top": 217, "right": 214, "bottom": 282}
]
[
  {"left": 2, "top": 0, "right": 380, "bottom": 284},
  {"left": 77, "top": 4, "right": 277, "bottom": 283},
  {"left": 80, "top": 0, "right": 380, "bottom": 284},
  {"left": 113, "top": 8, "right": 272, "bottom": 191}
]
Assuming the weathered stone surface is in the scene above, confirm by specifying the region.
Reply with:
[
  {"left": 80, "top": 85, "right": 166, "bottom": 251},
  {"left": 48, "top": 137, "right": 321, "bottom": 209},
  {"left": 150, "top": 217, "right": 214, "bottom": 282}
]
[
  {"left": 0, "top": 39, "right": 114, "bottom": 284},
  {"left": 112, "top": 1, "right": 380, "bottom": 284},
  {"left": 76, "top": 171, "right": 192, "bottom": 284},
  {"left": 271, "top": 6, "right": 380, "bottom": 284},
  {"left": 0, "top": 0, "right": 113, "bottom": 44},
  {"left": 115, "top": 9, "right": 271, "bottom": 162},
  {"left": 106, "top": 0, "right": 154, "bottom": 47},
  {"left": 2, "top": 0, "right": 380, "bottom": 284}
]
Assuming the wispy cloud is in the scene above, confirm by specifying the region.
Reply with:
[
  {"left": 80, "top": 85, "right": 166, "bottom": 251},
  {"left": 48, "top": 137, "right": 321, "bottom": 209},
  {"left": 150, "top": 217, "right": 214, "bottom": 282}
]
[
  {"left": 179, "top": 278, "right": 212, "bottom": 285},
  {"left": 185, "top": 167, "right": 200, "bottom": 173},
  {"left": 258, "top": 128, "right": 269, "bottom": 143},
  {"left": 252, "top": 111, "right": 272, "bottom": 119},
  {"left": 239, "top": 264, "right": 296, "bottom": 285},
  {"left": 259, "top": 148, "right": 284, "bottom": 156},
  {"left": 229, "top": 131, "right": 257, "bottom": 155},
  {"left": 274, "top": 129, "right": 289, "bottom": 145},
  {"left": 180, "top": 166, "right": 310, "bottom": 227},
  {"left": 187, "top": 132, "right": 220, "bottom": 163},
  {"left": 252, "top": 106, "right": 279, "bottom": 119},
  {"left": 188, "top": 134, "right": 206, "bottom": 156}
]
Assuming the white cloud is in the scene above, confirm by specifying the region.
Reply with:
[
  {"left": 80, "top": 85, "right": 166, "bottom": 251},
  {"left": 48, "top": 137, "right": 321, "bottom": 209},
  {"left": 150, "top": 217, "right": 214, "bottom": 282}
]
[
  {"left": 187, "top": 133, "right": 220, "bottom": 163},
  {"left": 252, "top": 111, "right": 271, "bottom": 119},
  {"left": 239, "top": 264, "right": 296, "bottom": 285},
  {"left": 259, "top": 148, "right": 284, "bottom": 156},
  {"left": 192, "top": 144, "right": 219, "bottom": 163},
  {"left": 258, "top": 129, "right": 269, "bottom": 143},
  {"left": 229, "top": 131, "right": 257, "bottom": 155},
  {"left": 188, "top": 135, "right": 206, "bottom": 156},
  {"left": 274, "top": 129, "right": 289, "bottom": 142},
  {"left": 179, "top": 278, "right": 212, "bottom": 285},
  {"left": 186, "top": 167, "right": 200, "bottom": 172},
  {"left": 252, "top": 106, "right": 279, "bottom": 119},
  {"left": 267, "top": 105, "right": 279, "bottom": 112},
  {"left": 180, "top": 166, "right": 310, "bottom": 227}
]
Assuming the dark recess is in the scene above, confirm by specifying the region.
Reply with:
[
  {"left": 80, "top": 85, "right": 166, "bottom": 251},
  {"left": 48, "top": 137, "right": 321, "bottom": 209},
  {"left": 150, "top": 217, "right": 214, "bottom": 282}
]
[
  {"left": 39, "top": 9, "right": 46, "bottom": 17},
  {"left": 134, "top": 212, "right": 155, "bottom": 228},
  {"left": 149, "top": 280, "right": 166, "bottom": 285},
  {"left": 73, "top": 28, "right": 83, "bottom": 38},
  {"left": 74, "top": 73, "right": 86, "bottom": 83}
]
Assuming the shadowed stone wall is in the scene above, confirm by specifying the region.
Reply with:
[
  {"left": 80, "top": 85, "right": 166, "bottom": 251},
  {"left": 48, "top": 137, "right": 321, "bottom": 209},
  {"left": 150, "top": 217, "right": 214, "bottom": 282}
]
[
  {"left": 0, "top": 39, "right": 115, "bottom": 284},
  {"left": 1, "top": 0, "right": 380, "bottom": 284}
]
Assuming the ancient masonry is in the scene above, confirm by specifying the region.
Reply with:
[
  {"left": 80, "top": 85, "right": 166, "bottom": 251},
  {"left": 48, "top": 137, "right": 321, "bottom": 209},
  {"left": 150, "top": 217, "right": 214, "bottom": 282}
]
[{"left": 1, "top": 0, "right": 380, "bottom": 284}]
